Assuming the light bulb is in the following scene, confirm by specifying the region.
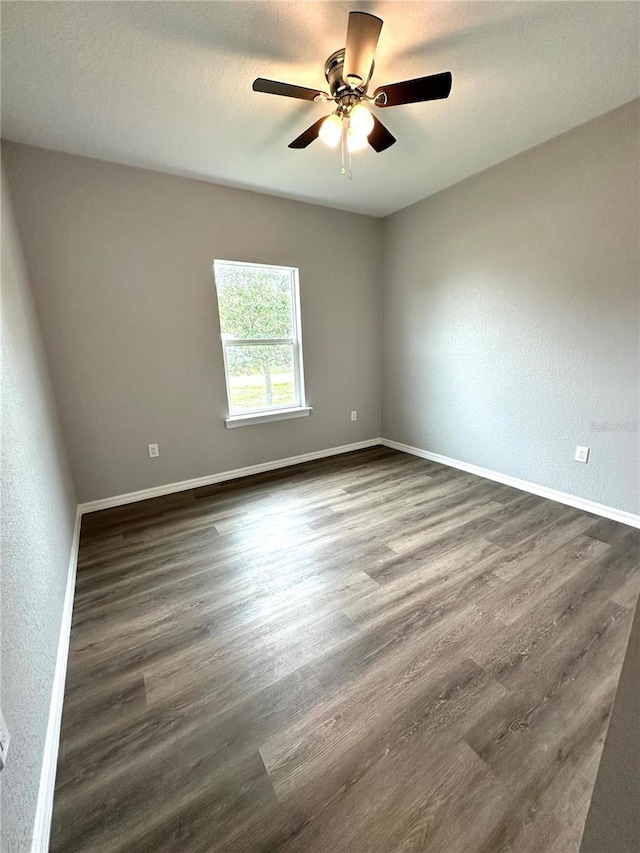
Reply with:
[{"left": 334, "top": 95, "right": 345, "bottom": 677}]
[
  {"left": 349, "top": 104, "right": 374, "bottom": 137},
  {"left": 347, "top": 128, "right": 368, "bottom": 152},
  {"left": 318, "top": 114, "right": 342, "bottom": 148}
]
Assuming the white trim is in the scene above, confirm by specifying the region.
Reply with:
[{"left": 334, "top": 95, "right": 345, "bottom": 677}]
[
  {"left": 79, "top": 439, "right": 381, "bottom": 514},
  {"left": 380, "top": 438, "right": 640, "bottom": 530},
  {"left": 31, "top": 506, "right": 82, "bottom": 853},
  {"left": 225, "top": 406, "right": 312, "bottom": 428},
  {"left": 213, "top": 259, "right": 296, "bottom": 274},
  {"left": 77, "top": 434, "right": 639, "bottom": 523}
]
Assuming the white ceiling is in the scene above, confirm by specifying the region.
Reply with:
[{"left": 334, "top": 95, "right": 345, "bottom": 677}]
[{"left": 2, "top": 1, "right": 639, "bottom": 217}]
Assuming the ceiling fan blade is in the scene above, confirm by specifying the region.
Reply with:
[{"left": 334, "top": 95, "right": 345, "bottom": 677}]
[
  {"left": 343, "top": 11, "right": 383, "bottom": 89},
  {"left": 368, "top": 115, "right": 396, "bottom": 153},
  {"left": 288, "top": 116, "right": 329, "bottom": 149},
  {"left": 253, "top": 78, "right": 328, "bottom": 102},
  {"left": 374, "top": 72, "right": 452, "bottom": 107}
]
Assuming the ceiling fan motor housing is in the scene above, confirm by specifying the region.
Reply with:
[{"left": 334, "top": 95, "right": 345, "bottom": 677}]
[{"left": 324, "top": 49, "right": 373, "bottom": 102}]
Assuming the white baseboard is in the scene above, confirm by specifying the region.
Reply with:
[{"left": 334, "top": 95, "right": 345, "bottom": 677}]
[
  {"left": 381, "top": 438, "right": 640, "bottom": 530},
  {"left": 31, "top": 507, "right": 82, "bottom": 853},
  {"left": 80, "top": 436, "right": 640, "bottom": 529},
  {"left": 79, "top": 439, "right": 382, "bottom": 514}
]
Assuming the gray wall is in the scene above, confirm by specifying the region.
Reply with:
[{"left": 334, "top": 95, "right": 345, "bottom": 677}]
[
  {"left": 382, "top": 100, "right": 640, "bottom": 514},
  {"left": 1, "top": 144, "right": 383, "bottom": 504},
  {"left": 5, "top": 104, "right": 639, "bottom": 515},
  {"left": 0, "top": 92, "right": 638, "bottom": 853},
  {"left": 1, "top": 160, "right": 77, "bottom": 852}
]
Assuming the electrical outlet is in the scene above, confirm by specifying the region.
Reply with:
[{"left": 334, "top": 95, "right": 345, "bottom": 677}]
[
  {"left": 575, "top": 445, "right": 590, "bottom": 463},
  {"left": 0, "top": 712, "right": 10, "bottom": 770},
  {"left": 351, "top": 411, "right": 357, "bottom": 422},
  {"left": 148, "top": 443, "right": 159, "bottom": 458}
]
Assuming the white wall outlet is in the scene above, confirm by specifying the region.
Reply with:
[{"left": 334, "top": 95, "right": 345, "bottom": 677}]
[
  {"left": 0, "top": 712, "right": 10, "bottom": 770},
  {"left": 351, "top": 411, "right": 357, "bottom": 422},
  {"left": 148, "top": 443, "right": 159, "bottom": 458},
  {"left": 575, "top": 445, "right": 590, "bottom": 463}
]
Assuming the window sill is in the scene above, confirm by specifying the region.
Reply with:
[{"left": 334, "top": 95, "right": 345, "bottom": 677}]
[{"left": 225, "top": 406, "right": 313, "bottom": 429}]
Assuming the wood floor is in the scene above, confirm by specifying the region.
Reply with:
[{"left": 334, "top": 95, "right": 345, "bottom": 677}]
[{"left": 51, "top": 447, "right": 640, "bottom": 853}]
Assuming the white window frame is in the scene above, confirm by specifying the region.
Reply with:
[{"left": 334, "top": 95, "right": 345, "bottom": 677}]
[{"left": 213, "top": 259, "right": 311, "bottom": 428}]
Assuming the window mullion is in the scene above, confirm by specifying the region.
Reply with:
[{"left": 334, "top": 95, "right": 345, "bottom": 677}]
[{"left": 223, "top": 338, "right": 294, "bottom": 347}]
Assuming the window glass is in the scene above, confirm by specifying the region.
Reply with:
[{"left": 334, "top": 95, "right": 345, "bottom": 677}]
[
  {"left": 213, "top": 261, "right": 305, "bottom": 416},
  {"left": 215, "top": 264, "right": 293, "bottom": 340}
]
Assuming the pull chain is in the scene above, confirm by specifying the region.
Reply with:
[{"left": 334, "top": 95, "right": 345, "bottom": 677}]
[{"left": 341, "top": 116, "right": 352, "bottom": 179}]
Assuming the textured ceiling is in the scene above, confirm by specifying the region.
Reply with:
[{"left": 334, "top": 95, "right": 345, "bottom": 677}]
[{"left": 1, "top": 1, "right": 639, "bottom": 216}]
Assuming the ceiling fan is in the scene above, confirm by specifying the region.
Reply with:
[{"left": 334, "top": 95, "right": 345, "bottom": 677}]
[{"left": 252, "top": 11, "right": 452, "bottom": 176}]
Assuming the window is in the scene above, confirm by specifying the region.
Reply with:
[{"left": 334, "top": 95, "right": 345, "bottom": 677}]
[{"left": 213, "top": 260, "right": 310, "bottom": 427}]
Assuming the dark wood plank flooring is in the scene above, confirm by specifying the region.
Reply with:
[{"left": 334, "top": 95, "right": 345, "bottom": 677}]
[{"left": 51, "top": 447, "right": 640, "bottom": 852}]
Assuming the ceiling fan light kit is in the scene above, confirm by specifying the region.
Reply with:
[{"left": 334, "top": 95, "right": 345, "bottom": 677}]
[
  {"left": 318, "top": 113, "right": 342, "bottom": 148},
  {"left": 253, "top": 11, "right": 452, "bottom": 179}
]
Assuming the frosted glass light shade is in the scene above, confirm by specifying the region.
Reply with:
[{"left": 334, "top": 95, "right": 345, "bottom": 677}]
[
  {"left": 319, "top": 114, "right": 342, "bottom": 148},
  {"left": 347, "top": 129, "right": 368, "bottom": 152},
  {"left": 350, "top": 104, "right": 374, "bottom": 137}
]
